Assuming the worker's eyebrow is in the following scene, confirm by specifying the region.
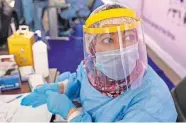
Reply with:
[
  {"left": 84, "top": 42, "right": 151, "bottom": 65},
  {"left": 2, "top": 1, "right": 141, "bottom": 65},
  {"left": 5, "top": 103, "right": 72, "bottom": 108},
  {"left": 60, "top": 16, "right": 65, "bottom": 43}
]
[{"left": 123, "top": 29, "right": 136, "bottom": 35}]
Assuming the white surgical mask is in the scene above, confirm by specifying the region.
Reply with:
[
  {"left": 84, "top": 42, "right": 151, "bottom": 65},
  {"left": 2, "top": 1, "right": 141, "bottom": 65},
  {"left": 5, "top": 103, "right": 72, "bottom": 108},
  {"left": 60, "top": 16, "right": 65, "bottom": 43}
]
[{"left": 95, "top": 43, "right": 139, "bottom": 80}]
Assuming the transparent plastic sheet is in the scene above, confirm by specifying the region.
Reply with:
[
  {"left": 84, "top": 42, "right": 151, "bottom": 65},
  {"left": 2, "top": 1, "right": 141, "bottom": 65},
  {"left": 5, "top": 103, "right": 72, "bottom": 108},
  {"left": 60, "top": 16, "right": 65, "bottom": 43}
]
[{"left": 83, "top": 24, "right": 147, "bottom": 97}]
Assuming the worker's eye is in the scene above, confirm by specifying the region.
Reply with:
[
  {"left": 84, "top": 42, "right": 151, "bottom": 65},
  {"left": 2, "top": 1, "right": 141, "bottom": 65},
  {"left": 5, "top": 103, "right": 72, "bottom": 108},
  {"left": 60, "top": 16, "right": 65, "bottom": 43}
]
[
  {"left": 102, "top": 37, "right": 113, "bottom": 44},
  {"left": 124, "top": 35, "right": 136, "bottom": 41}
]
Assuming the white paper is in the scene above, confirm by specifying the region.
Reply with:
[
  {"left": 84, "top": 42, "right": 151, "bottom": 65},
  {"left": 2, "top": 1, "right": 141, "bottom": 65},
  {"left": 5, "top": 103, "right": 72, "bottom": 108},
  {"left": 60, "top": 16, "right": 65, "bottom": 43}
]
[{"left": 0, "top": 94, "right": 52, "bottom": 122}]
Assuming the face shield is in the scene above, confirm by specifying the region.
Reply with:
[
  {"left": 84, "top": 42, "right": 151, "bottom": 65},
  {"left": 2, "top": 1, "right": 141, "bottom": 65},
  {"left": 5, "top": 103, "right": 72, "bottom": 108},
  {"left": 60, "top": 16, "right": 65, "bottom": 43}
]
[{"left": 83, "top": 8, "right": 147, "bottom": 97}]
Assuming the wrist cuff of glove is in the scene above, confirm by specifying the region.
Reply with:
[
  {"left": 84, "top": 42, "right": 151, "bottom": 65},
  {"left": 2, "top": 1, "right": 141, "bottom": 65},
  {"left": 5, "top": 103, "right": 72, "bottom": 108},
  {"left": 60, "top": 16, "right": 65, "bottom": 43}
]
[
  {"left": 58, "top": 79, "right": 68, "bottom": 93},
  {"left": 51, "top": 83, "right": 60, "bottom": 92}
]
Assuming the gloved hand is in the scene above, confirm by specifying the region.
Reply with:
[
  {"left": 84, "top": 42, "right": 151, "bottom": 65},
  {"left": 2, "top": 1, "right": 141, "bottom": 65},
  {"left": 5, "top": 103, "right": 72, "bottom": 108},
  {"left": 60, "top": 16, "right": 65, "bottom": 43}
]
[
  {"left": 45, "top": 90, "right": 76, "bottom": 119},
  {"left": 34, "top": 83, "right": 59, "bottom": 93},
  {"left": 55, "top": 72, "right": 80, "bottom": 100},
  {"left": 21, "top": 91, "right": 47, "bottom": 108},
  {"left": 65, "top": 75, "right": 80, "bottom": 100},
  {"left": 55, "top": 72, "right": 72, "bottom": 83},
  {"left": 21, "top": 83, "right": 59, "bottom": 108}
]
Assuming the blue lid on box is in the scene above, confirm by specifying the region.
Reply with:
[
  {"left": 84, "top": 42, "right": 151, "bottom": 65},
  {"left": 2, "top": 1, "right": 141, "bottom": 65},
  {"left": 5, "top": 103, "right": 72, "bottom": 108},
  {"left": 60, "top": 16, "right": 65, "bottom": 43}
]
[{"left": 0, "top": 74, "right": 21, "bottom": 91}]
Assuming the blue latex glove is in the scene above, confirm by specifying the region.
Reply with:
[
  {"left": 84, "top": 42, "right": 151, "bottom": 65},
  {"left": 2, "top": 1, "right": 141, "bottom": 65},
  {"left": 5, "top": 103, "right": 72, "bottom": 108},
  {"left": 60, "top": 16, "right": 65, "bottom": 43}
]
[
  {"left": 65, "top": 75, "right": 81, "bottom": 100},
  {"left": 55, "top": 72, "right": 80, "bottom": 100},
  {"left": 55, "top": 72, "right": 72, "bottom": 83},
  {"left": 21, "top": 83, "right": 59, "bottom": 108},
  {"left": 21, "top": 91, "right": 47, "bottom": 108},
  {"left": 34, "top": 83, "right": 59, "bottom": 93},
  {"left": 45, "top": 90, "right": 76, "bottom": 119}
]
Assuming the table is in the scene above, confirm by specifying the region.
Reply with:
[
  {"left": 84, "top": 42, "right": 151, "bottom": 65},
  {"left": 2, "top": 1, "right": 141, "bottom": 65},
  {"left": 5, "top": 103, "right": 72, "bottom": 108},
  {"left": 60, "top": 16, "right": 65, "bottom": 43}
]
[{"left": 1, "top": 68, "right": 58, "bottom": 95}]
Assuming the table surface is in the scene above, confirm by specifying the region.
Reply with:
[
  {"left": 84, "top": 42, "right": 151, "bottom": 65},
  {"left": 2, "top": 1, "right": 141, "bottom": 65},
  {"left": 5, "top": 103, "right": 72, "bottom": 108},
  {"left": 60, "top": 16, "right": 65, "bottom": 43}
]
[{"left": 1, "top": 68, "right": 58, "bottom": 95}]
